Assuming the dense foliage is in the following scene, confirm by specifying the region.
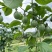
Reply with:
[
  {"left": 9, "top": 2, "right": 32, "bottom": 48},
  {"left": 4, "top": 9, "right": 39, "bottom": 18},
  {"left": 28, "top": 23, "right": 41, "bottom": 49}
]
[{"left": 0, "top": 0, "right": 52, "bottom": 52}]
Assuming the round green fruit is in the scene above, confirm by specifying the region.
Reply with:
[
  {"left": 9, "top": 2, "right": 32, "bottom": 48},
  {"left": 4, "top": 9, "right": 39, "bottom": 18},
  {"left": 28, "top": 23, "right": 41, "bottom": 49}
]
[
  {"left": 31, "top": 20, "right": 38, "bottom": 27},
  {"left": 0, "top": 15, "right": 3, "bottom": 23},
  {"left": 45, "top": 26, "right": 51, "bottom": 33},
  {"left": 22, "top": 17, "right": 28, "bottom": 24},
  {"left": 38, "top": 24, "right": 45, "bottom": 31},
  {"left": 14, "top": 11, "right": 23, "bottom": 20}
]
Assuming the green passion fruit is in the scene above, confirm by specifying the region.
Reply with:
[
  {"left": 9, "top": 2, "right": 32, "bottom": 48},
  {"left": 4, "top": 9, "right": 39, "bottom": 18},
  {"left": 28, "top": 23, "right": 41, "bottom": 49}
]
[
  {"left": 31, "top": 20, "right": 38, "bottom": 27},
  {"left": 22, "top": 17, "right": 28, "bottom": 24},
  {"left": 14, "top": 11, "right": 23, "bottom": 20},
  {"left": 45, "top": 26, "right": 51, "bottom": 33},
  {"left": 0, "top": 15, "right": 3, "bottom": 23},
  {"left": 38, "top": 24, "right": 45, "bottom": 31}
]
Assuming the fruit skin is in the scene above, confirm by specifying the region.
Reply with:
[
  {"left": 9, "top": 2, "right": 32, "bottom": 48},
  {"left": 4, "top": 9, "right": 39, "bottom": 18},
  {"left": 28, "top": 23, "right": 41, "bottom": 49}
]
[
  {"left": 31, "top": 20, "right": 38, "bottom": 27},
  {"left": 22, "top": 17, "right": 28, "bottom": 24},
  {"left": 38, "top": 24, "right": 45, "bottom": 31},
  {"left": 14, "top": 11, "right": 23, "bottom": 20},
  {"left": 45, "top": 26, "right": 51, "bottom": 33},
  {"left": 0, "top": 15, "right": 3, "bottom": 23}
]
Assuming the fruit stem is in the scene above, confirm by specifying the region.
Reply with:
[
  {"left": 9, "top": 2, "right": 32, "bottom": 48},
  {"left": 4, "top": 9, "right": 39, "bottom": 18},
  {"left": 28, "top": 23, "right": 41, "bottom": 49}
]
[
  {"left": 20, "top": 7, "right": 26, "bottom": 16},
  {"left": 35, "top": 38, "right": 38, "bottom": 52},
  {"left": 20, "top": 7, "right": 24, "bottom": 11},
  {"left": 15, "top": 8, "right": 17, "bottom": 11},
  {"left": 23, "top": 9, "right": 26, "bottom": 16},
  {"left": 31, "top": 0, "right": 35, "bottom": 20}
]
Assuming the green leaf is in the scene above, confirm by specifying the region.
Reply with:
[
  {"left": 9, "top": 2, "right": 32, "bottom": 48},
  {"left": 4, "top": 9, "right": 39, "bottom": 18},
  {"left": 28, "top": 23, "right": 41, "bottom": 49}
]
[
  {"left": 35, "top": 6, "right": 46, "bottom": 17},
  {"left": 41, "top": 6, "right": 52, "bottom": 12},
  {"left": 49, "top": 29, "right": 52, "bottom": 35},
  {"left": 2, "top": 6, "right": 12, "bottom": 16},
  {"left": 38, "top": 42, "right": 52, "bottom": 52},
  {"left": 18, "top": 46, "right": 28, "bottom": 52},
  {"left": 23, "top": 24, "right": 31, "bottom": 31},
  {"left": 9, "top": 20, "right": 21, "bottom": 27},
  {"left": 27, "top": 11, "right": 33, "bottom": 19},
  {"left": 1, "top": 22, "right": 9, "bottom": 28},
  {"left": 14, "top": 32, "right": 22, "bottom": 39},
  {"left": 45, "top": 6, "right": 52, "bottom": 12},
  {"left": 32, "top": 30, "right": 40, "bottom": 38},
  {"left": 0, "top": 2, "right": 5, "bottom": 6},
  {"left": 25, "top": 5, "right": 31, "bottom": 12},
  {"left": 3, "top": 0, "right": 23, "bottom": 9},
  {"left": 43, "top": 38, "right": 52, "bottom": 44},
  {"left": 35, "top": 0, "right": 52, "bottom": 5},
  {"left": 43, "top": 14, "right": 52, "bottom": 22},
  {"left": 26, "top": 37, "right": 36, "bottom": 48},
  {"left": 43, "top": 16, "right": 49, "bottom": 22}
]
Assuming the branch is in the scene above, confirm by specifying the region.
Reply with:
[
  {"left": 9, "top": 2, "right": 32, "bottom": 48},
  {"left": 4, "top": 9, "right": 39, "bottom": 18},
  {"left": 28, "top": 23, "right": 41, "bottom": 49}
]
[{"left": 20, "top": 7, "right": 24, "bottom": 11}]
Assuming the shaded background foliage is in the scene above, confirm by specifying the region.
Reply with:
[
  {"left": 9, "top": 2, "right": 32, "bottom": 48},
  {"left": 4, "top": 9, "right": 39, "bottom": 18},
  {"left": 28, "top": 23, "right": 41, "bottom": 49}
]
[{"left": 0, "top": 0, "right": 52, "bottom": 52}]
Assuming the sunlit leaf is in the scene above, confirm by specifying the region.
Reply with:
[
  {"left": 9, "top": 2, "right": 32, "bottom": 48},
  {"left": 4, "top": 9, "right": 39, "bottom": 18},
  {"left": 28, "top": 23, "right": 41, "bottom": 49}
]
[
  {"left": 3, "top": 0, "right": 23, "bottom": 9},
  {"left": 9, "top": 20, "right": 21, "bottom": 27},
  {"left": 2, "top": 6, "right": 12, "bottom": 16},
  {"left": 38, "top": 42, "right": 52, "bottom": 52},
  {"left": 43, "top": 38, "right": 52, "bottom": 44},
  {"left": 25, "top": 5, "right": 31, "bottom": 12},
  {"left": 0, "top": 2, "right": 5, "bottom": 6},
  {"left": 35, "top": 0, "right": 52, "bottom": 5}
]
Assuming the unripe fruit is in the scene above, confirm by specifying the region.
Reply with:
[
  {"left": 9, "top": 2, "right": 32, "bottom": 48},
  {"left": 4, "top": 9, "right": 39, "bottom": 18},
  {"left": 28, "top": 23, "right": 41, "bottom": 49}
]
[
  {"left": 0, "top": 15, "right": 3, "bottom": 23},
  {"left": 38, "top": 24, "right": 45, "bottom": 31},
  {"left": 22, "top": 17, "right": 28, "bottom": 24},
  {"left": 14, "top": 11, "right": 23, "bottom": 20},
  {"left": 31, "top": 20, "right": 38, "bottom": 27},
  {"left": 45, "top": 26, "right": 51, "bottom": 33}
]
